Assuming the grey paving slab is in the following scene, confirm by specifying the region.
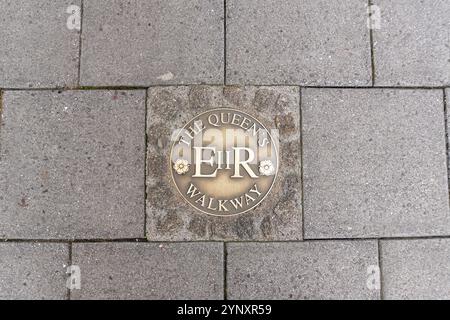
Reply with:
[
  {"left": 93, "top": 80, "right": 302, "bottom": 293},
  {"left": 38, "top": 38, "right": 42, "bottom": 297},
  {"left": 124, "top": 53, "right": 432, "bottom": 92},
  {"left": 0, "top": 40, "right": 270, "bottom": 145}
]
[
  {"left": 302, "top": 89, "right": 450, "bottom": 238},
  {"left": 227, "top": 241, "right": 379, "bottom": 300},
  {"left": 226, "top": 0, "right": 371, "bottom": 86},
  {"left": 0, "top": 90, "right": 146, "bottom": 239},
  {"left": 80, "top": 0, "right": 224, "bottom": 86},
  {"left": 381, "top": 239, "right": 450, "bottom": 300},
  {"left": 0, "top": 243, "right": 68, "bottom": 300},
  {"left": 373, "top": 0, "right": 450, "bottom": 86},
  {"left": 71, "top": 242, "right": 223, "bottom": 300},
  {"left": 146, "top": 85, "right": 302, "bottom": 241},
  {"left": 0, "top": 0, "right": 80, "bottom": 88}
]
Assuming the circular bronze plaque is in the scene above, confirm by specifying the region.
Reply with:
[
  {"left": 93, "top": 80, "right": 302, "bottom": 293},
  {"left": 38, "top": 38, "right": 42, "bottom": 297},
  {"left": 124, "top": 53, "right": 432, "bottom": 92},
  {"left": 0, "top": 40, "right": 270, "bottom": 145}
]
[{"left": 170, "top": 108, "right": 278, "bottom": 216}]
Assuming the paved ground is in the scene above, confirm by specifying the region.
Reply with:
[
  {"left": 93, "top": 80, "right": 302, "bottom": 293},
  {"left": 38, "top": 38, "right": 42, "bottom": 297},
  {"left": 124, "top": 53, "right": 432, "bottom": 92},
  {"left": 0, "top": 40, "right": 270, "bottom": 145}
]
[{"left": 0, "top": 0, "right": 449, "bottom": 300}]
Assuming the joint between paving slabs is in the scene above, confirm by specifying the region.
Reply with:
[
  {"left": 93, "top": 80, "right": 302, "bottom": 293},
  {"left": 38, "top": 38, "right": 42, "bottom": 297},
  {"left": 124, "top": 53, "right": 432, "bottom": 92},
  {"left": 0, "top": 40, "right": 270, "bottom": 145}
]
[
  {"left": 1, "top": 85, "right": 450, "bottom": 91},
  {"left": 0, "top": 89, "right": 3, "bottom": 123},
  {"left": 0, "top": 238, "right": 149, "bottom": 243},
  {"left": 0, "top": 90, "right": 3, "bottom": 152},
  {"left": 299, "top": 88, "right": 305, "bottom": 240},
  {"left": 368, "top": 0, "right": 376, "bottom": 86},
  {"left": 2, "top": 235, "right": 450, "bottom": 243},
  {"left": 443, "top": 89, "right": 450, "bottom": 211},
  {"left": 74, "top": 86, "right": 150, "bottom": 91},
  {"left": 377, "top": 239, "right": 384, "bottom": 300},
  {"left": 223, "top": 0, "right": 227, "bottom": 85},
  {"left": 144, "top": 89, "right": 149, "bottom": 238},
  {"left": 67, "top": 242, "right": 73, "bottom": 300},
  {"left": 77, "top": 0, "right": 84, "bottom": 87}
]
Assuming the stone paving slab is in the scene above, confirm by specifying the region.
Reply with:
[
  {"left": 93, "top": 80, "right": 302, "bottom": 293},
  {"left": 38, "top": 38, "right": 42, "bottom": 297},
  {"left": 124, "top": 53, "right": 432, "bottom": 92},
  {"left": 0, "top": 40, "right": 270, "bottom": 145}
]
[
  {"left": 227, "top": 241, "right": 380, "bottom": 300},
  {"left": 71, "top": 242, "right": 223, "bottom": 300},
  {"left": 0, "top": 0, "right": 80, "bottom": 88},
  {"left": 0, "top": 90, "right": 146, "bottom": 239},
  {"left": 0, "top": 243, "right": 68, "bottom": 300},
  {"left": 381, "top": 239, "right": 450, "bottom": 300},
  {"left": 302, "top": 89, "right": 450, "bottom": 238},
  {"left": 373, "top": 0, "right": 450, "bottom": 86},
  {"left": 226, "top": 0, "right": 371, "bottom": 86},
  {"left": 146, "top": 86, "right": 302, "bottom": 241},
  {"left": 80, "top": 0, "right": 224, "bottom": 86}
]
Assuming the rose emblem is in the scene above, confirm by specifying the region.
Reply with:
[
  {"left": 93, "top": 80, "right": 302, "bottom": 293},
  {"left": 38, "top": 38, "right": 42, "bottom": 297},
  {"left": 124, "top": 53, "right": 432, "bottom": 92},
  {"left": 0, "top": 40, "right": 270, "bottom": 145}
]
[
  {"left": 259, "top": 160, "right": 275, "bottom": 176},
  {"left": 173, "top": 159, "right": 190, "bottom": 175}
]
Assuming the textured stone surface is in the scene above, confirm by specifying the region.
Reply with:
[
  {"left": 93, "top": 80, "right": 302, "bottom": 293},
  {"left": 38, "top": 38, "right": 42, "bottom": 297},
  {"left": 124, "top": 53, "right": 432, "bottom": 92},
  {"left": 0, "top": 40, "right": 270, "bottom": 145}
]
[
  {"left": 0, "top": 90, "right": 146, "bottom": 239},
  {"left": 226, "top": 0, "right": 371, "bottom": 85},
  {"left": 71, "top": 242, "right": 223, "bottom": 299},
  {"left": 381, "top": 239, "right": 450, "bottom": 300},
  {"left": 373, "top": 0, "right": 450, "bottom": 86},
  {"left": 80, "top": 0, "right": 224, "bottom": 86},
  {"left": 302, "top": 89, "right": 450, "bottom": 238},
  {"left": 227, "top": 241, "right": 379, "bottom": 300},
  {"left": 1, "top": 0, "right": 449, "bottom": 301},
  {"left": 0, "top": 0, "right": 80, "bottom": 88},
  {"left": 0, "top": 243, "right": 68, "bottom": 300},
  {"left": 146, "top": 86, "right": 302, "bottom": 240}
]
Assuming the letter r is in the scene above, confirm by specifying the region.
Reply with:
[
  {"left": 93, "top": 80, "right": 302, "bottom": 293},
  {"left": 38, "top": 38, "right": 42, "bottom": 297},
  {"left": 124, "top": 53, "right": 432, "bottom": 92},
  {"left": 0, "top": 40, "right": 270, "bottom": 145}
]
[{"left": 231, "top": 147, "right": 258, "bottom": 178}]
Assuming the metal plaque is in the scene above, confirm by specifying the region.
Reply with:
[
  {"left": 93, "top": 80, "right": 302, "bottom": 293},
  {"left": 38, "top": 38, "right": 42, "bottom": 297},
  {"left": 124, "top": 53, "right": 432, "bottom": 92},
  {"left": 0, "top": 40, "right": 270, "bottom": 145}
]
[{"left": 170, "top": 108, "right": 279, "bottom": 216}]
